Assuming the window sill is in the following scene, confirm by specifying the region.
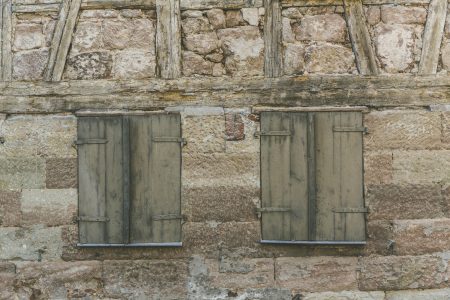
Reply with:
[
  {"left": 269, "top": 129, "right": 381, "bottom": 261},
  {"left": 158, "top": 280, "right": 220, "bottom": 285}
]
[
  {"left": 260, "top": 240, "right": 366, "bottom": 246},
  {"left": 77, "top": 242, "right": 182, "bottom": 248}
]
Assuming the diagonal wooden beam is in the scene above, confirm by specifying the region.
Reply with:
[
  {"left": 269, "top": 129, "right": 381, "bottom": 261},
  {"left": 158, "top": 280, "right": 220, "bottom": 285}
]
[
  {"left": 1, "top": 0, "right": 12, "bottom": 81},
  {"left": 343, "top": 0, "right": 379, "bottom": 75},
  {"left": 156, "top": 0, "right": 181, "bottom": 79},
  {"left": 264, "top": 0, "right": 283, "bottom": 77},
  {"left": 418, "top": 0, "right": 448, "bottom": 75}
]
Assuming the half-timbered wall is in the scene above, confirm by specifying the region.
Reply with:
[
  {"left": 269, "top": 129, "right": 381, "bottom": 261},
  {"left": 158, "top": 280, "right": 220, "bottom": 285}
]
[{"left": 1, "top": 0, "right": 450, "bottom": 299}]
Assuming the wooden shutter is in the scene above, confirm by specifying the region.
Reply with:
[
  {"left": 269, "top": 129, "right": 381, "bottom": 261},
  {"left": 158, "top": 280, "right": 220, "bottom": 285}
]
[
  {"left": 78, "top": 117, "right": 125, "bottom": 244},
  {"left": 129, "top": 114, "right": 182, "bottom": 244}
]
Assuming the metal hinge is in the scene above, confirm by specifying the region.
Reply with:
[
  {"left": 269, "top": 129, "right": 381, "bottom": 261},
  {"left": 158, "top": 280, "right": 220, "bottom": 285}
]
[
  {"left": 254, "top": 131, "right": 291, "bottom": 138},
  {"left": 256, "top": 207, "right": 291, "bottom": 218},
  {"left": 152, "top": 137, "right": 187, "bottom": 147},
  {"left": 333, "top": 207, "right": 369, "bottom": 213},
  {"left": 333, "top": 126, "right": 368, "bottom": 134},
  {"left": 74, "top": 139, "right": 108, "bottom": 145},
  {"left": 77, "top": 216, "right": 110, "bottom": 222},
  {"left": 151, "top": 214, "right": 183, "bottom": 221}
]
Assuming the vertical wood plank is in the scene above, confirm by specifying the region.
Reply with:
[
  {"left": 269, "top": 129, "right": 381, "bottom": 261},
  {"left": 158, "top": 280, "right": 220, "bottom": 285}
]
[
  {"left": 1, "top": 0, "right": 12, "bottom": 81},
  {"left": 289, "top": 113, "right": 309, "bottom": 241},
  {"left": 264, "top": 0, "right": 283, "bottom": 77},
  {"left": 260, "top": 112, "right": 291, "bottom": 240},
  {"left": 44, "top": 0, "right": 71, "bottom": 81},
  {"left": 418, "top": 0, "right": 448, "bottom": 75},
  {"left": 51, "top": 0, "right": 82, "bottom": 81},
  {"left": 121, "top": 116, "right": 131, "bottom": 244},
  {"left": 149, "top": 114, "right": 182, "bottom": 243},
  {"left": 343, "top": 0, "right": 379, "bottom": 75},
  {"left": 156, "top": 0, "right": 181, "bottom": 79},
  {"left": 307, "top": 113, "right": 316, "bottom": 240}
]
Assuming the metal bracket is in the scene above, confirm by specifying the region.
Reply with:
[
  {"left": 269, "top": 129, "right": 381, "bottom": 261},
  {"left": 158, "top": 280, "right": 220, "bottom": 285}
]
[
  {"left": 77, "top": 216, "right": 110, "bottom": 222},
  {"left": 333, "top": 126, "right": 368, "bottom": 134},
  {"left": 152, "top": 137, "right": 187, "bottom": 147},
  {"left": 75, "top": 139, "right": 108, "bottom": 145},
  {"left": 254, "top": 131, "right": 291, "bottom": 138},
  {"left": 256, "top": 207, "right": 291, "bottom": 218},
  {"left": 333, "top": 207, "right": 369, "bottom": 213},
  {"left": 152, "top": 214, "right": 183, "bottom": 221}
]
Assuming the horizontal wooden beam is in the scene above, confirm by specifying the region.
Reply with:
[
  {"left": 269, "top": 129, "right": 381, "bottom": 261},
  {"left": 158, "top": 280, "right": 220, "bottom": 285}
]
[{"left": 1, "top": 75, "right": 449, "bottom": 113}]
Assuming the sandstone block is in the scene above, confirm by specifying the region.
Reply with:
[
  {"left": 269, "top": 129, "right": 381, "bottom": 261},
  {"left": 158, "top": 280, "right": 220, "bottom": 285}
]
[
  {"left": 282, "top": 17, "right": 295, "bottom": 43},
  {"left": 442, "top": 41, "right": 450, "bottom": 70},
  {"left": 183, "top": 115, "right": 225, "bottom": 153},
  {"left": 275, "top": 257, "right": 358, "bottom": 292},
  {"left": 121, "top": 9, "right": 143, "bottom": 18},
  {"left": 294, "top": 14, "right": 347, "bottom": 42},
  {"left": 71, "top": 21, "right": 103, "bottom": 53},
  {"left": 364, "top": 151, "right": 393, "bottom": 185},
  {"left": 226, "top": 10, "right": 245, "bottom": 27},
  {"left": 103, "top": 260, "right": 189, "bottom": 299},
  {"left": 0, "top": 114, "right": 76, "bottom": 158},
  {"left": 183, "top": 185, "right": 258, "bottom": 222},
  {"left": 365, "top": 110, "right": 441, "bottom": 150},
  {"left": 21, "top": 189, "right": 77, "bottom": 226},
  {"left": 183, "top": 31, "right": 220, "bottom": 55},
  {"left": 392, "top": 150, "right": 450, "bottom": 184},
  {"left": 113, "top": 50, "right": 156, "bottom": 79},
  {"left": 386, "top": 289, "right": 450, "bottom": 300},
  {"left": 393, "top": 219, "right": 450, "bottom": 255},
  {"left": 0, "top": 262, "right": 16, "bottom": 300},
  {"left": 282, "top": 7, "right": 303, "bottom": 19},
  {"left": 65, "top": 51, "right": 113, "bottom": 80},
  {"left": 46, "top": 158, "right": 77, "bottom": 189},
  {"left": 442, "top": 112, "right": 450, "bottom": 144},
  {"left": 206, "top": 9, "right": 226, "bottom": 29},
  {"left": 365, "top": 6, "right": 381, "bottom": 26},
  {"left": 182, "top": 51, "right": 215, "bottom": 76},
  {"left": 284, "top": 42, "right": 305, "bottom": 75},
  {"left": 233, "top": 288, "right": 291, "bottom": 300},
  {"left": 303, "top": 291, "right": 385, "bottom": 300},
  {"left": 225, "top": 113, "right": 259, "bottom": 154},
  {"left": 366, "top": 184, "right": 445, "bottom": 220},
  {"left": 212, "top": 63, "right": 225, "bottom": 76},
  {"left": 305, "top": 42, "right": 355, "bottom": 74},
  {"left": 0, "top": 190, "right": 21, "bottom": 226},
  {"left": 15, "top": 261, "right": 102, "bottom": 299},
  {"left": 13, "top": 23, "right": 44, "bottom": 51},
  {"left": 374, "top": 24, "right": 415, "bottom": 72},
  {"left": 12, "top": 49, "right": 49, "bottom": 80},
  {"left": 365, "top": 220, "right": 394, "bottom": 256},
  {"left": 182, "top": 10, "right": 203, "bottom": 18},
  {"left": 182, "top": 16, "right": 213, "bottom": 35},
  {"left": 0, "top": 226, "right": 62, "bottom": 260},
  {"left": 358, "top": 255, "right": 449, "bottom": 291},
  {"left": 381, "top": 5, "right": 427, "bottom": 24},
  {"left": 79, "top": 9, "right": 119, "bottom": 18},
  {"left": 0, "top": 158, "right": 45, "bottom": 189},
  {"left": 225, "top": 113, "right": 245, "bottom": 141},
  {"left": 102, "top": 19, "right": 132, "bottom": 50},
  {"left": 128, "top": 18, "right": 156, "bottom": 49},
  {"left": 242, "top": 8, "right": 260, "bottom": 26}
]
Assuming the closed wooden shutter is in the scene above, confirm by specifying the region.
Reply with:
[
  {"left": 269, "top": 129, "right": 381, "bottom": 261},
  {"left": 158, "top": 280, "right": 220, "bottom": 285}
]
[{"left": 78, "top": 117, "right": 125, "bottom": 244}]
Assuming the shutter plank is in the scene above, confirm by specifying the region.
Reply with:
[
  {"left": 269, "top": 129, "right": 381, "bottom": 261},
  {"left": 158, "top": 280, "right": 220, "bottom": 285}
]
[
  {"left": 289, "top": 113, "right": 309, "bottom": 241},
  {"left": 260, "top": 112, "right": 291, "bottom": 240},
  {"left": 149, "top": 114, "right": 182, "bottom": 243}
]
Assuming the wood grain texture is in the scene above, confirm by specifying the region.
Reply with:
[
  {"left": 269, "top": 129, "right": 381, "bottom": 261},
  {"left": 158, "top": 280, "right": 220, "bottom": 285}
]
[
  {"left": 156, "top": 0, "right": 181, "bottom": 79},
  {"left": 1, "top": 0, "right": 12, "bottom": 81},
  {"left": 181, "top": 0, "right": 263, "bottom": 9},
  {"left": 51, "top": 0, "right": 82, "bottom": 81},
  {"left": 1, "top": 75, "right": 450, "bottom": 113},
  {"left": 264, "top": 0, "right": 283, "bottom": 77},
  {"left": 344, "top": 0, "right": 379, "bottom": 75},
  {"left": 418, "top": 0, "right": 448, "bottom": 75}
]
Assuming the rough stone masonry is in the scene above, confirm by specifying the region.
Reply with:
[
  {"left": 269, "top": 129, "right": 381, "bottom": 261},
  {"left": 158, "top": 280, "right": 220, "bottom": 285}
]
[{"left": 1, "top": 0, "right": 450, "bottom": 299}]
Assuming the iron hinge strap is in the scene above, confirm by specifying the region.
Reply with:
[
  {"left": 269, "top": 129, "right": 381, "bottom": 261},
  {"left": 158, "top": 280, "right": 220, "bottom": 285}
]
[
  {"left": 152, "top": 137, "right": 187, "bottom": 146},
  {"left": 333, "top": 207, "right": 369, "bottom": 213},
  {"left": 254, "top": 131, "right": 291, "bottom": 138},
  {"left": 77, "top": 216, "right": 110, "bottom": 222},
  {"left": 333, "top": 126, "right": 368, "bottom": 133},
  {"left": 75, "top": 139, "right": 108, "bottom": 145},
  {"left": 152, "top": 214, "right": 183, "bottom": 221},
  {"left": 256, "top": 207, "right": 291, "bottom": 219}
]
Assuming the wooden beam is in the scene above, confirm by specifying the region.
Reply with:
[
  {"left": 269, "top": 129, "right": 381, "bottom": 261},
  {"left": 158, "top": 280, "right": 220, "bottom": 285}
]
[
  {"left": 49, "top": 0, "right": 82, "bottom": 81},
  {"left": 180, "top": 0, "right": 263, "bottom": 9},
  {"left": 363, "top": 0, "right": 431, "bottom": 4},
  {"left": 344, "top": 0, "right": 379, "bottom": 75},
  {"left": 1, "top": 75, "right": 450, "bottom": 113},
  {"left": 264, "top": 0, "right": 283, "bottom": 77},
  {"left": 81, "top": 0, "right": 155, "bottom": 9},
  {"left": 156, "top": 0, "right": 181, "bottom": 79},
  {"left": 1, "top": 0, "right": 12, "bottom": 81},
  {"left": 418, "top": 0, "right": 448, "bottom": 75}
]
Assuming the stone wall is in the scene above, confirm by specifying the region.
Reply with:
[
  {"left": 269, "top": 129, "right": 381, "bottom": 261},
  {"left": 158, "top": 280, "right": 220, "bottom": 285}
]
[{"left": 1, "top": 0, "right": 450, "bottom": 299}]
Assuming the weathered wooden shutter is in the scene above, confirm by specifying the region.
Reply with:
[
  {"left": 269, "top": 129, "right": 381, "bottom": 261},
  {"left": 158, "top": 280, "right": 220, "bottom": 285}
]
[
  {"left": 78, "top": 117, "right": 125, "bottom": 244},
  {"left": 129, "top": 114, "right": 182, "bottom": 244},
  {"left": 260, "top": 111, "right": 366, "bottom": 243}
]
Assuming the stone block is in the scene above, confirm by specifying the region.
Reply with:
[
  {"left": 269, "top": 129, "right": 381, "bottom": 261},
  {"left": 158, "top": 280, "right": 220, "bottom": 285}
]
[
  {"left": 366, "top": 184, "right": 445, "bottom": 220},
  {"left": 282, "top": 8, "right": 303, "bottom": 19},
  {"left": 12, "top": 49, "right": 49, "bottom": 80},
  {"left": 183, "top": 31, "right": 220, "bottom": 55},
  {"left": 0, "top": 226, "right": 62, "bottom": 260},
  {"left": 386, "top": 289, "right": 450, "bottom": 300},
  {"left": 0, "top": 190, "right": 21, "bottom": 226},
  {"left": 442, "top": 112, "right": 450, "bottom": 144},
  {"left": 102, "top": 19, "right": 132, "bottom": 50},
  {"left": 183, "top": 185, "right": 258, "bottom": 222},
  {"left": 365, "top": 220, "right": 394, "bottom": 256},
  {"left": 364, "top": 151, "right": 393, "bottom": 185},
  {"left": 233, "top": 288, "right": 291, "bottom": 300},
  {"left": 182, "top": 16, "right": 213, "bottom": 35},
  {"left": 113, "top": 50, "right": 156, "bottom": 79},
  {"left": 225, "top": 10, "right": 246, "bottom": 27},
  {"left": 182, "top": 152, "right": 259, "bottom": 187},
  {"left": 364, "top": 110, "right": 442, "bottom": 150},
  {"left": 393, "top": 219, "right": 450, "bottom": 255},
  {"left": 206, "top": 9, "right": 226, "bottom": 29},
  {"left": 242, "top": 8, "right": 260, "bottom": 26},
  {"left": 225, "top": 113, "right": 245, "bottom": 141},
  {"left": 282, "top": 17, "right": 295, "bottom": 43},
  {"left": 358, "top": 255, "right": 449, "bottom": 291},
  {"left": 21, "top": 189, "right": 77, "bottom": 226},
  {"left": 0, "top": 158, "right": 45, "bottom": 189},
  {"left": 293, "top": 14, "right": 347, "bottom": 42},
  {"left": 46, "top": 158, "right": 77, "bottom": 189},
  {"left": 71, "top": 21, "right": 103, "bottom": 53},
  {"left": 284, "top": 42, "right": 305, "bottom": 75},
  {"left": 443, "top": 41, "right": 450, "bottom": 70},
  {"left": 127, "top": 19, "right": 156, "bottom": 50},
  {"left": 103, "top": 260, "right": 189, "bottom": 299},
  {"left": 183, "top": 115, "right": 225, "bottom": 153},
  {"left": 0, "top": 114, "right": 76, "bottom": 158},
  {"left": 275, "top": 257, "right": 358, "bottom": 292},
  {"left": 392, "top": 150, "right": 450, "bottom": 184},
  {"left": 15, "top": 261, "right": 102, "bottom": 299},
  {"left": 182, "top": 51, "right": 215, "bottom": 76},
  {"left": 381, "top": 5, "right": 427, "bottom": 24},
  {"left": 65, "top": 51, "right": 113, "bottom": 80},
  {"left": 13, "top": 23, "right": 44, "bottom": 51},
  {"left": 365, "top": 6, "right": 381, "bottom": 26},
  {"left": 305, "top": 42, "right": 355, "bottom": 74},
  {"left": 303, "top": 291, "right": 386, "bottom": 300},
  {"left": 0, "top": 262, "right": 16, "bottom": 300},
  {"left": 79, "top": 9, "right": 119, "bottom": 18}
]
